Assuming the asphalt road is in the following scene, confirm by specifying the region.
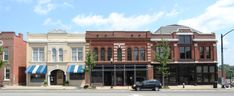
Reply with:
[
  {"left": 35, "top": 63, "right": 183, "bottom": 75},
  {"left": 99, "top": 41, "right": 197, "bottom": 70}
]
[{"left": 0, "top": 89, "right": 234, "bottom": 96}]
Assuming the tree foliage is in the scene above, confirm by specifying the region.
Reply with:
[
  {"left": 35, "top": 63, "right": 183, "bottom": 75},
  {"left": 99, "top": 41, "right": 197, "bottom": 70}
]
[
  {"left": 85, "top": 50, "right": 97, "bottom": 86},
  {"left": 155, "top": 39, "right": 170, "bottom": 87}
]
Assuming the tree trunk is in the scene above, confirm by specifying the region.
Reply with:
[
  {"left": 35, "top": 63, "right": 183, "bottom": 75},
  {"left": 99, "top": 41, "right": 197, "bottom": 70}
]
[{"left": 162, "top": 74, "right": 165, "bottom": 87}]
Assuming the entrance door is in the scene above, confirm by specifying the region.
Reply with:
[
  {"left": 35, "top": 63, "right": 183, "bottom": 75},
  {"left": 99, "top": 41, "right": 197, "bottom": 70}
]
[
  {"left": 56, "top": 71, "right": 64, "bottom": 85},
  {"left": 50, "top": 69, "right": 65, "bottom": 85},
  {"left": 104, "top": 71, "right": 113, "bottom": 86}
]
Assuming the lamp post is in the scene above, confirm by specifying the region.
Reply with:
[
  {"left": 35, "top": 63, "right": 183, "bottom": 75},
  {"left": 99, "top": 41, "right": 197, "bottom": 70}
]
[{"left": 221, "top": 29, "right": 234, "bottom": 88}]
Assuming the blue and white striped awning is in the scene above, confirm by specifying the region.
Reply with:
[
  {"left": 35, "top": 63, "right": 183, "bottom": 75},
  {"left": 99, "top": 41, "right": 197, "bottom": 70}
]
[
  {"left": 67, "top": 64, "right": 85, "bottom": 73},
  {"left": 25, "top": 65, "right": 47, "bottom": 74}
]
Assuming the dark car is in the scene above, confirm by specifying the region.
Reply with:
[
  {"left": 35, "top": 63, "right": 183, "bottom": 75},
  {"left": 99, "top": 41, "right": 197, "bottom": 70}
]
[{"left": 132, "top": 79, "right": 162, "bottom": 91}]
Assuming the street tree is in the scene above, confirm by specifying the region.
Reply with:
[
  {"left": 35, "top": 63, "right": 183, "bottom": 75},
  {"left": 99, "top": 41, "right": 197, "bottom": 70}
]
[
  {"left": 155, "top": 39, "right": 170, "bottom": 87},
  {"left": 85, "top": 50, "right": 97, "bottom": 86}
]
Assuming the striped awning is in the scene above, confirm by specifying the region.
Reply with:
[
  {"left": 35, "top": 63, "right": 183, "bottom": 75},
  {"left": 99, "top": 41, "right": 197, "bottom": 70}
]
[
  {"left": 67, "top": 64, "right": 85, "bottom": 73},
  {"left": 25, "top": 65, "right": 47, "bottom": 74}
]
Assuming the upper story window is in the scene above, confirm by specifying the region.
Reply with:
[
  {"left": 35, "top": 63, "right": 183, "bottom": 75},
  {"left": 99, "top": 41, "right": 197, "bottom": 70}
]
[
  {"left": 127, "top": 48, "right": 132, "bottom": 61},
  {"left": 205, "top": 46, "right": 211, "bottom": 59},
  {"left": 59, "top": 48, "right": 63, "bottom": 62},
  {"left": 134, "top": 47, "right": 139, "bottom": 61},
  {"left": 107, "top": 47, "right": 112, "bottom": 61},
  {"left": 32, "top": 48, "right": 44, "bottom": 62},
  {"left": 101, "top": 48, "right": 105, "bottom": 61},
  {"left": 93, "top": 48, "right": 98, "bottom": 61},
  {"left": 52, "top": 48, "right": 57, "bottom": 62},
  {"left": 140, "top": 48, "right": 145, "bottom": 61},
  {"left": 178, "top": 35, "right": 192, "bottom": 44},
  {"left": 72, "top": 47, "right": 83, "bottom": 62},
  {"left": 117, "top": 48, "right": 122, "bottom": 61},
  {"left": 3, "top": 48, "right": 8, "bottom": 61},
  {"left": 179, "top": 46, "right": 191, "bottom": 59},
  {"left": 200, "top": 46, "right": 211, "bottom": 59}
]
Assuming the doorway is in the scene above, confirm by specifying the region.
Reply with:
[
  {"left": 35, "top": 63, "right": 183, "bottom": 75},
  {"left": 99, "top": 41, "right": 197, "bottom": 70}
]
[{"left": 50, "top": 69, "right": 65, "bottom": 85}]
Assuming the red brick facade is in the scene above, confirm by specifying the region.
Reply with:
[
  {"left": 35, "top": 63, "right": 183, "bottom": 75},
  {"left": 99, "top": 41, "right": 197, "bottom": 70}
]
[{"left": 0, "top": 32, "right": 26, "bottom": 86}]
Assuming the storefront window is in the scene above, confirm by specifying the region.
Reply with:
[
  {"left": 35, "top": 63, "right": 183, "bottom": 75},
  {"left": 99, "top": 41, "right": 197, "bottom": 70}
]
[
  {"left": 91, "top": 71, "right": 103, "bottom": 83},
  {"left": 30, "top": 74, "right": 45, "bottom": 82},
  {"left": 70, "top": 73, "right": 84, "bottom": 80}
]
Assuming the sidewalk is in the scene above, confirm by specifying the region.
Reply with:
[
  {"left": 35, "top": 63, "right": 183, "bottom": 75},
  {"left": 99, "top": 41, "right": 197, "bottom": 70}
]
[{"left": 0, "top": 85, "right": 79, "bottom": 90}]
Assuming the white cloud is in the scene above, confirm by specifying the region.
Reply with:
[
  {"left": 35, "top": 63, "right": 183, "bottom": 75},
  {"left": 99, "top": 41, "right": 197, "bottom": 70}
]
[
  {"left": 43, "top": 18, "right": 71, "bottom": 30},
  {"left": 178, "top": 0, "right": 234, "bottom": 33},
  {"left": 34, "top": 0, "right": 56, "bottom": 15},
  {"left": 72, "top": 12, "right": 165, "bottom": 30}
]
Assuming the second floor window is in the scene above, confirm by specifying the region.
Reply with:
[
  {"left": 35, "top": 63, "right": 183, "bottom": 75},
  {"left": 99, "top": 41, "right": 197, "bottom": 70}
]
[
  {"left": 72, "top": 47, "right": 83, "bottom": 61},
  {"left": 140, "top": 48, "right": 145, "bottom": 61},
  {"left": 3, "top": 48, "right": 8, "bottom": 61},
  {"left": 52, "top": 48, "right": 57, "bottom": 62},
  {"left": 156, "top": 47, "right": 171, "bottom": 59},
  {"left": 127, "top": 48, "right": 132, "bottom": 61},
  {"left": 134, "top": 47, "right": 139, "bottom": 61},
  {"left": 180, "top": 47, "right": 191, "bottom": 59},
  {"left": 59, "top": 48, "right": 63, "bottom": 62},
  {"left": 93, "top": 48, "right": 98, "bottom": 61},
  {"left": 107, "top": 48, "right": 112, "bottom": 61},
  {"left": 200, "top": 46, "right": 211, "bottom": 59},
  {"left": 117, "top": 48, "right": 122, "bottom": 61},
  {"left": 101, "top": 48, "right": 105, "bottom": 61},
  {"left": 32, "top": 48, "right": 44, "bottom": 62}
]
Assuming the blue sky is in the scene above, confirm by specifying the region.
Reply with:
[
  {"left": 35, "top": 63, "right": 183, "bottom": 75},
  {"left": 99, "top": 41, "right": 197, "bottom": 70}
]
[{"left": 0, "top": 0, "right": 234, "bottom": 65}]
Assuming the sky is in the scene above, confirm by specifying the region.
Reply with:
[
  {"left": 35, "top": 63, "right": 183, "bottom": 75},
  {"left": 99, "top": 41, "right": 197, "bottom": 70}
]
[{"left": 0, "top": 0, "right": 234, "bottom": 65}]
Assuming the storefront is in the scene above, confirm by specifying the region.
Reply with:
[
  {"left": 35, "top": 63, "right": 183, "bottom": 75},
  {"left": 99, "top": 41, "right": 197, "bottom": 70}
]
[
  {"left": 153, "top": 63, "right": 218, "bottom": 85},
  {"left": 91, "top": 64, "right": 148, "bottom": 86}
]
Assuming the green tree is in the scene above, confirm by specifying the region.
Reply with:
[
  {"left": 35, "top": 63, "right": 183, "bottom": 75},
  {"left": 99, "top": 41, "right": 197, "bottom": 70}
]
[
  {"left": 0, "top": 46, "right": 4, "bottom": 68},
  {"left": 85, "top": 50, "right": 97, "bottom": 86},
  {"left": 155, "top": 39, "right": 170, "bottom": 87}
]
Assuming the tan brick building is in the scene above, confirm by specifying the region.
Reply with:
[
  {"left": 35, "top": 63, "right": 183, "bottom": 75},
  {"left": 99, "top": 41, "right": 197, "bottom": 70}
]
[{"left": 26, "top": 30, "right": 86, "bottom": 86}]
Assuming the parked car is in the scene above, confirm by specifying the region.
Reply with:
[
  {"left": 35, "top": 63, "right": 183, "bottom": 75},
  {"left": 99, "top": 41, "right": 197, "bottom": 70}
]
[{"left": 132, "top": 79, "right": 162, "bottom": 91}]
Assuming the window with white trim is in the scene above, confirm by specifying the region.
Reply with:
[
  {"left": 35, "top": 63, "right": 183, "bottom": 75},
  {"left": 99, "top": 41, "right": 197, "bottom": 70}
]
[
  {"left": 32, "top": 48, "right": 44, "bottom": 62},
  {"left": 72, "top": 47, "right": 83, "bottom": 61},
  {"left": 52, "top": 48, "right": 57, "bottom": 62},
  {"left": 59, "top": 48, "right": 63, "bottom": 62},
  {"left": 4, "top": 67, "right": 10, "bottom": 80},
  {"left": 3, "top": 48, "right": 8, "bottom": 61}
]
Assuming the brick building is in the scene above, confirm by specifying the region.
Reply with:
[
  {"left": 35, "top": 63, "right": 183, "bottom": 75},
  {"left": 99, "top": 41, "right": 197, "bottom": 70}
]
[
  {"left": 85, "top": 24, "right": 217, "bottom": 86},
  {"left": 0, "top": 32, "right": 26, "bottom": 86},
  {"left": 151, "top": 24, "right": 218, "bottom": 85},
  {"left": 86, "top": 31, "right": 152, "bottom": 86}
]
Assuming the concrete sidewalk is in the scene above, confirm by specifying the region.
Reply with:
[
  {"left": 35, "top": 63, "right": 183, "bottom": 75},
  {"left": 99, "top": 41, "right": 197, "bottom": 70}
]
[{"left": 0, "top": 85, "right": 79, "bottom": 90}]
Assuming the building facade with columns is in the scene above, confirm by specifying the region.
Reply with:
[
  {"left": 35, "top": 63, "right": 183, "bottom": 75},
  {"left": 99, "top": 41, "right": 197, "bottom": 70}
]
[
  {"left": 85, "top": 31, "right": 153, "bottom": 86},
  {"left": 0, "top": 32, "right": 26, "bottom": 86},
  {"left": 26, "top": 30, "right": 85, "bottom": 86},
  {"left": 151, "top": 24, "right": 218, "bottom": 85}
]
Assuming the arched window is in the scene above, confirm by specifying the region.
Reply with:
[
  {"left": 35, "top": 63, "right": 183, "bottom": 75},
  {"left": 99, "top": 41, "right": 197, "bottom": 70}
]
[
  {"left": 127, "top": 48, "right": 132, "bottom": 61},
  {"left": 134, "top": 47, "right": 139, "bottom": 61},
  {"left": 59, "top": 48, "right": 63, "bottom": 61},
  {"left": 93, "top": 48, "right": 98, "bottom": 61},
  {"left": 107, "top": 47, "right": 112, "bottom": 61},
  {"left": 101, "top": 48, "right": 105, "bottom": 61},
  {"left": 52, "top": 48, "right": 57, "bottom": 62},
  {"left": 117, "top": 48, "right": 122, "bottom": 61},
  {"left": 140, "top": 48, "right": 145, "bottom": 61}
]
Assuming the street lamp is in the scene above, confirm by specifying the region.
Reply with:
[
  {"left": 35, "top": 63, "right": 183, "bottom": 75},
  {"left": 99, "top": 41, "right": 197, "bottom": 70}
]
[{"left": 221, "top": 29, "right": 234, "bottom": 88}]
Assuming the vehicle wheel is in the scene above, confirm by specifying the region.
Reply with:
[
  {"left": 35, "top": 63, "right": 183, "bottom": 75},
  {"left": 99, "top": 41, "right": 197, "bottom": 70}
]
[
  {"left": 155, "top": 87, "right": 159, "bottom": 91},
  {"left": 136, "top": 87, "right": 141, "bottom": 91}
]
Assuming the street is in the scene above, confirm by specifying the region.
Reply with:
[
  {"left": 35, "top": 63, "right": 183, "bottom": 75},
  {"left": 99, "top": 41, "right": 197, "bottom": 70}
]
[{"left": 1, "top": 89, "right": 234, "bottom": 96}]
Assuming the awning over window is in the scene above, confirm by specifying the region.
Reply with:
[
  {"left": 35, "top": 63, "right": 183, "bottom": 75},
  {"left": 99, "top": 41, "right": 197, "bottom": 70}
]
[
  {"left": 67, "top": 64, "right": 85, "bottom": 73},
  {"left": 25, "top": 65, "right": 47, "bottom": 74}
]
